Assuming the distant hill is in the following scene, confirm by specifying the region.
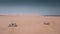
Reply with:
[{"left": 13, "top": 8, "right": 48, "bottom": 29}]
[
  {"left": 42, "top": 15, "right": 60, "bottom": 16},
  {"left": 0, "top": 15, "right": 8, "bottom": 16}
]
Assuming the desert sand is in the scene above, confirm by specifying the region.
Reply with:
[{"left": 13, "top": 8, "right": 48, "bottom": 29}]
[{"left": 0, "top": 15, "right": 60, "bottom": 34}]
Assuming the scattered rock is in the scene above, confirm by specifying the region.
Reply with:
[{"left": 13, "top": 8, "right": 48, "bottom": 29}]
[{"left": 44, "top": 22, "right": 50, "bottom": 25}]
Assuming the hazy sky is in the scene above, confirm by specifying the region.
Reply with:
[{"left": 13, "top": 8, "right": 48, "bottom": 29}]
[{"left": 0, "top": 0, "right": 60, "bottom": 15}]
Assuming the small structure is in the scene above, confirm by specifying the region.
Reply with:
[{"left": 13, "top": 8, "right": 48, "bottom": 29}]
[{"left": 8, "top": 23, "right": 17, "bottom": 27}]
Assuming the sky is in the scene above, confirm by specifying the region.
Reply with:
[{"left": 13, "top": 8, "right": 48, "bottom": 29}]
[{"left": 0, "top": 0, "right": 60, "bottom": 16}]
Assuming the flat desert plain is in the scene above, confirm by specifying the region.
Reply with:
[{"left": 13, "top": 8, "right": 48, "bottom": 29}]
[{"left": 0, "top": 15, "right": 60, "bottom": 34}]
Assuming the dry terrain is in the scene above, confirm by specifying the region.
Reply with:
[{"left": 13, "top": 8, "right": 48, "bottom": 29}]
[{"left": 0, "top": 15, "right": 60, "bottom": 34}]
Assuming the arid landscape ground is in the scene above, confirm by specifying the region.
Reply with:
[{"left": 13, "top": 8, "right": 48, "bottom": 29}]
[{"left": 0, "top": 15, "right": 60, "bottom": 34}]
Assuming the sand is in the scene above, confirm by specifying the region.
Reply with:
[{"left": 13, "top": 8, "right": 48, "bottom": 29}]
[{"left": 0, "top": 15, "right": 60, "bottom": 34}]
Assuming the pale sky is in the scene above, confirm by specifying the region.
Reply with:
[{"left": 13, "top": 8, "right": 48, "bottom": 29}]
[{"left": 0, "top": 0, "right": 60, "bottom": 16}]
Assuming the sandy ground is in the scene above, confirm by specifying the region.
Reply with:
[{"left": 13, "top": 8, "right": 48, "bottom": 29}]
[{"left": 0, "top": 15, "right": 60, "bottom": 34}]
